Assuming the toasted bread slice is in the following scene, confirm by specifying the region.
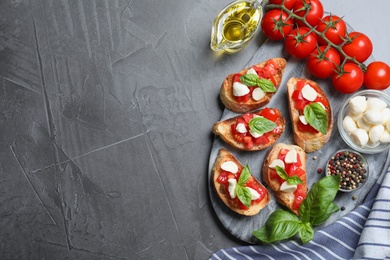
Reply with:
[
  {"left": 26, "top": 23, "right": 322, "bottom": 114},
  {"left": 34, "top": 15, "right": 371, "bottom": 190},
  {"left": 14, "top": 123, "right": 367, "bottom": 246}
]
[
  {"left": 212, "top": 148, "right": 270, "bottom": 216},
  {"left": 212, "top": 108, "right": 285, "bottom": 151},
  {"left": 262, "top": 143, "right": 307, "bottom": 215},
  {"left": 287, "top": 77, "right": 333, "bottom": 153},
  {"left": 220, "top": 58, "right": 287, "bottom": 113}
]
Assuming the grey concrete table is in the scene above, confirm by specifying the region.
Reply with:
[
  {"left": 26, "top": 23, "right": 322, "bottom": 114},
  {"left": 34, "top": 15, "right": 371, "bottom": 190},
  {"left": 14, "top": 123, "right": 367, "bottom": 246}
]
[{"left": 1, "top": 1, "right": 389, "bottom": 259}]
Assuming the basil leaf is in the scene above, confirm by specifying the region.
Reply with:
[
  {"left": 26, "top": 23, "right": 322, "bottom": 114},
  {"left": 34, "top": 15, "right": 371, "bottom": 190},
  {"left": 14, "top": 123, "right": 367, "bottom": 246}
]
[
  {"left": 275, "top": 166, "right": 303, "bottom": 185},
  {"left": 304, "top": 103, "right": 328, "bottom": 135},
  {"left": 275, "top": 166, "right": 289, "bottom": 180},
  {"left": 299, "top": 175, "right": 341, "bottom": 224},
  {"left": 249, "top": 117, "right": 277, "bottom": 135},
  {"left": 238, "top": 165, "right": 251, "bottom": 186},
  {"left": 257, "top": 78, "right": 276, "bottom": 93},
  {"left": 299, "top": 222, "right": 314, "bottom": 244},
  {"left": 240, "top": 74, "right": 276, "bottom": 93},
  {"left": 287, "top": 176, "right": 303, "bottom": 185},
  {"left": 240, "top": 74, "right": 259, "bottom": 87},
  {"left": 310, "top": 202, "right": 339, "bottom": 226},
  {"left": 236, "top": 185, "right": 252, "bottom": 207},
  {"left": 253, "top": 209, "right": 301, "bottom": 243}
]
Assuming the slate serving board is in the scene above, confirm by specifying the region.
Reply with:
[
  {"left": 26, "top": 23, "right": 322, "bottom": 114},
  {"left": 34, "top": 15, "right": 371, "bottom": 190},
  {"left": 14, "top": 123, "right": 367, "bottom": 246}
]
[{"left": 208, "top": 38, "right": 390, "bottom": 243}]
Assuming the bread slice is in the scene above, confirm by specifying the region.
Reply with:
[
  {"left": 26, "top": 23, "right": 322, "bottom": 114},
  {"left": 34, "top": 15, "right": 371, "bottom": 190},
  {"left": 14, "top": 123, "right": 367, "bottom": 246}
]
[
  {"left": 212, "top": 108, "right": 285, "bottom": 151},
  {"left": 212, "top": 148, "right": 270, "bottom": 216},
  {"left": 220, "top": 58, "right": 287, "bottom": 113},
  {"left": 262, "top": 143, "right": 307, "bottom": 215},
  {"left": 287, "top": 77, "right": 333, "bottom": 153}
]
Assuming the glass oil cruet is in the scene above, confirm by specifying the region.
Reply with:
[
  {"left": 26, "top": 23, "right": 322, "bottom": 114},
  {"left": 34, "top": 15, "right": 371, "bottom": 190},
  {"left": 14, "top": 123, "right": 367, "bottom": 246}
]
[{"left": 210, "top": 0, "right": 264, "bottom": 53}]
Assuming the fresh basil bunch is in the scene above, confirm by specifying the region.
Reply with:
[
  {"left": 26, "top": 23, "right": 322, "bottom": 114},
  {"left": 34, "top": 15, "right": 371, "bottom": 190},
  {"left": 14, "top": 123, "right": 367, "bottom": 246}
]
[{"left": 253, "top": 174, "right": 341, "bottom": 244}]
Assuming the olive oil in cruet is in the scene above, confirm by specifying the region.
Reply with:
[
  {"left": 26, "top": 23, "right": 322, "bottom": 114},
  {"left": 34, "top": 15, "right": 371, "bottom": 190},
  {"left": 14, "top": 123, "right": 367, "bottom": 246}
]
[{"left": 210, "top": 0, "right": 264, "bottom": 53}]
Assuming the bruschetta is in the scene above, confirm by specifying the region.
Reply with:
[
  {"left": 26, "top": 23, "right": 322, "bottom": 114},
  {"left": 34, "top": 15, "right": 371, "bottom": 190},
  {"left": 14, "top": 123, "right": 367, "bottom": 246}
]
[
  {"left": 220, "top": 58, "right": 287, "bottom": 113},
  {"left": 212, "top": 148, "right": 270, "bottom": 216},
  {"left": 212, "top": 107, "right": 285, "bottom": 151},
  {"left": 287, "top": 77, "right": 333, "bottom": 153},
  {"left": 262, "top": 143, "right": 307, "bottom": 215}
]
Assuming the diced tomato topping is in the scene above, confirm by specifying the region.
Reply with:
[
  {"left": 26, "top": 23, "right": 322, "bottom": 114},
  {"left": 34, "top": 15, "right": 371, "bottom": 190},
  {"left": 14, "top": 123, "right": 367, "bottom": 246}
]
[
  {"left": 278, "top": 148, "right": 289, "bottom": 161},
  {"left": 253, "top": 135, "right": 269, "bottom": 145},
  {"left": 242, "top": 113, "right": 253, "bottom": 123},
  {"left": 236, "top": 95, "right": 249, "bottom": 103},
  {"left": 259, "top": 107, "right": 279, "bottom": 122},
  {"left": 297, "top": 120, "right": 319, "bottom": 134},
  {"left": 314, "top": 95, "right": 329, "bottom": 107},
  {"left": 293, "top": 184, "right": 307, "bottom": 210},
  {"left": 217, "top": 171, "right": 235, "bottom": 184},
  {"left": 295, "top": 154, "right": 302, "bottom": 167},
  {"left": 270, "top": 169, "right": 285, "bottom": 185},
  {"left": 233, "top": 73, "right": 242, "bottom": 82},
  {"left": 296, "top": 80, "right": 305, "bottom": 91},
  {"left": 243, "top": 136, "right": 254, "bottom": 149}
]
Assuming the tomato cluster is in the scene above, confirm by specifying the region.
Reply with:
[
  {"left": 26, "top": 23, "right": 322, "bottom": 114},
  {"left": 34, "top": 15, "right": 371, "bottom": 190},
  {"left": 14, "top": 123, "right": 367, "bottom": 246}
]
[{"left": 261, "top": 0, "right": 390, "bottom": 93}]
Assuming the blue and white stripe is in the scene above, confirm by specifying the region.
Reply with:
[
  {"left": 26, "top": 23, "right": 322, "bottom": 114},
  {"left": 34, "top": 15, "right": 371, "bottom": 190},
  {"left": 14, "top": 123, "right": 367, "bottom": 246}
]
[{"left": 210, "top": 167, "right": 390, "bottom": 260}]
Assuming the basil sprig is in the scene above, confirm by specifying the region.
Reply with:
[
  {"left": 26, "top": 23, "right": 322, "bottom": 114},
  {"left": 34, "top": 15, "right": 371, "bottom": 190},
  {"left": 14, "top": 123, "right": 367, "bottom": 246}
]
[
  {"left": 249, "top": 117, "right": 277, "bottom": 135},
  {"left": 304, "top": 103, "right": 328, "bottom": 135},
  {"left": 240, "top": 74, "right": 276, "bottom": 93},
  {"left": 253, "top": 174, "right": 341, "bottom": 244},
  {"left": 275, "top": 166, "right": 303, "bottom": 185},
  {"left": 235, "top": 165, "right": 252, "bottom": 207}
]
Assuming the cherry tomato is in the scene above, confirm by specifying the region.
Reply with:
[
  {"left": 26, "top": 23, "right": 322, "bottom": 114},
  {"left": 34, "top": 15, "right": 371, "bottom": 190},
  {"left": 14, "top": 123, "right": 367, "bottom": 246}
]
[
  {"left": 332, "top": 63, "right": 364, "bottom": 94},
  {"left": 261, "top": 9, "right": 294, "bottom": 41},
  {"left": 307, "top": 46, "right": 341, "bottom": 79},
  {"left": 316, "top": 15, "right": 347, "bottom": 45},
  {"left": 364, "top": 61, "right": 390, "bottom": 90},
  {"left": 285, "top": 27, "right": 317, "bottom": 59},
  {"left": 268, "top": 0, "right": 297, "bottom": 10},
  {"left": 293, "top": 0, "right": 324, "bottom": 27},
  {"left": 342, "top": 32, "right": 373, "bottom": 63}
]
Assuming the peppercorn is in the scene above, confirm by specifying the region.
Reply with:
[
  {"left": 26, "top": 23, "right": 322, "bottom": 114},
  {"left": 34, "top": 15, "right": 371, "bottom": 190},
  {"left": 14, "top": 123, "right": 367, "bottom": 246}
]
[
  {"left": 341, "top": 206, "right": 346, "bottom": 211},
  {"left": 317, "top": 168, "right": 323, "bottom": 174},
  {"left": 326, "top": 150, "right": 368, "bottom": 191}
]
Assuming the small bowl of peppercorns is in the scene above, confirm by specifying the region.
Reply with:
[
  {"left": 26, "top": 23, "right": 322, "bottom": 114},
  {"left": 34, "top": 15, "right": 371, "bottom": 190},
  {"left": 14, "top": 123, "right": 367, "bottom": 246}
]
[{"left": 326, "top": 149, "right": 369, "bottom": 192}]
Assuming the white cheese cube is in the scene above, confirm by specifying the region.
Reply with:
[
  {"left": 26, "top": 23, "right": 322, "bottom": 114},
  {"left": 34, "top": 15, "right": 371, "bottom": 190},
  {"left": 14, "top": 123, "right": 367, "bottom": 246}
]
[
  {"left": 269, "top": 159, "right": 285, "bottom": 169},
  {"left": 363, "top": 110, "right": 385, "bottom": 125},
  {"left": 351, "top": 129, "right": 369, "bottom": 147},
  {"left": 285, "top": 149, "right": 298, "bottom": 163},
  {"left": 356, "top": 117, "right": 372, "bottom": 132},
  {"left": 247, "top": 187, "right": 260, "bottom": 200},
  {"left": 343, "top": 116, "right": 357, "bottom": 134},
  {"left": 221, "top": 161, "right": 239, "bottom": 174},
  {"left": 369, "top": 124, "right": 385, "bottom": 143},
  {"left": 299, "top": 115, "right": 308, "bottom": 125},
  {"left": 249, "top": 130, "right": 263, "bottom": 138},
  {"left": 380, "top": 130, "right": 390, "bottom": 143},
  {"left": 228, "top": 178, "right": 237, "bottom": 199},
  {"left": 252, "top": 87, "right": 265, "bottom": 101},
  {"left": 246, "top": 68, "right": 258, "bottom": 76},
  {"left": 349, "top": 96, "right": 367, "bottom": 115},
  {"left": 233, "top": 82, "right": 250, "bottom": 97},
  {"left": 382, "top": 108, "right": 390, "bottom": 124},
  {"left": 235, "top": 123, "right": 247, "bottom": 134},
  {"left": 366, "top": 97, "right": 387, "bottom": 112},
  {"left": 280, "top": 181, "right": 297, "bottom": 193},
  {"left": 301, "top": 84, "right": 317, "bottom": 101}
]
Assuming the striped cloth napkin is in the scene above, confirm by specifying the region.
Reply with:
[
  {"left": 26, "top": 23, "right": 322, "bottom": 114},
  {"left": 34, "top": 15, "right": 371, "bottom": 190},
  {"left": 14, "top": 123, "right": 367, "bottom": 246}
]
[{"left": 210, "top": 166, "right": 390, "bottom": 260}]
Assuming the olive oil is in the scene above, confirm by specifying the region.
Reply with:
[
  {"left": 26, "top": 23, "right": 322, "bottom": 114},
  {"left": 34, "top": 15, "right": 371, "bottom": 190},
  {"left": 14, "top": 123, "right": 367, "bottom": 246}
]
[{"left": 210, "top": 0, "right": 263, "bottom": 53}]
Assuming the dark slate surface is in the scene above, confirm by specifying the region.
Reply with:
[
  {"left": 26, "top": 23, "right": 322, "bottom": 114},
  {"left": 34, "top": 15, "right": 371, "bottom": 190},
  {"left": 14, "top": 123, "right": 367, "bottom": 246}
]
[{"left": 1, "top": 0, "right": 390, "bottom": 259}]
